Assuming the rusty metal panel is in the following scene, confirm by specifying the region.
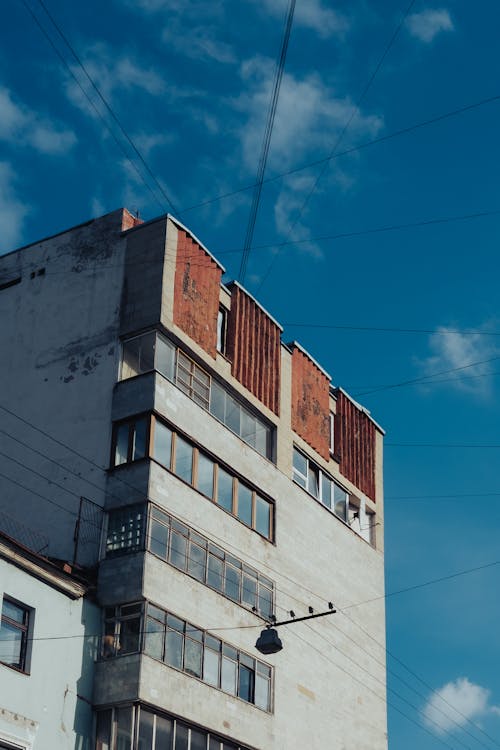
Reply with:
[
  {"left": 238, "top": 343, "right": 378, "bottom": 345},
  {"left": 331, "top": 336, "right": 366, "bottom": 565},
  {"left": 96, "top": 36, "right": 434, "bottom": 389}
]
[
  {"left": 291, "top": 347, "right": 330, "bottom": 461},
  {"left": 337, "top": 391, "right": 376, "bottom": 500},
  {"left": 173, "top": 230, "right": 222, "bottom": 357},
  {"left": 226, "top": 284, "right": 281, "bottom": 415}
]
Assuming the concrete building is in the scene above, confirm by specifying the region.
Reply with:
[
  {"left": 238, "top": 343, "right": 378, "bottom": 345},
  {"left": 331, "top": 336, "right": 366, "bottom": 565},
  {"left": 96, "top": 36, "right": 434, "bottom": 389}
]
[
  {"left": 0, "top": 519, "right": 99, "bottom": 749},
  {"left": 0, "top": 209, "right": 387, "bottom": 749}
]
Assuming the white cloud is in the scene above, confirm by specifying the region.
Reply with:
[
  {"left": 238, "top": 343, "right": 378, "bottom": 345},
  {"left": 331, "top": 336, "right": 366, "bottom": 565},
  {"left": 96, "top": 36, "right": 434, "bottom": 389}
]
[
  {"left": 256, "top": 0, "right": 348, "bottom": 38},
  {"left": 0, "top": 163, "right": 30, "bottom": 251},
  {"left": 422, "top": 678, "right": 491, "bottom": 734},
  {"left": 233, "top": 59, "right": 382, "bottom": 253},
  {"left": 418, "top": 326, "right": 500, "bottom": 396},
  {"left": 64, "top": 45, "right": 165, "bottom": 112},
  {"left": 407, "top": 8, "right": 454, "bottom": 43},
  {"left": 0, "top": 86, "right": 76, "bottom": 155},
  {"left": 162, "top": 24, "right": 236, "bottom": 64}
]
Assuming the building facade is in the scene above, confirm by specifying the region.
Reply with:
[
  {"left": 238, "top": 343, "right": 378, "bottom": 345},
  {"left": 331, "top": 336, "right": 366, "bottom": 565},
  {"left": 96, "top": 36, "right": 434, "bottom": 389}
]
[
  {"left": 0, "top": 525, "right": 99, "bottom": 750},
  {"left": 0, "top": 209, "right": 387, "bottom": 749}
]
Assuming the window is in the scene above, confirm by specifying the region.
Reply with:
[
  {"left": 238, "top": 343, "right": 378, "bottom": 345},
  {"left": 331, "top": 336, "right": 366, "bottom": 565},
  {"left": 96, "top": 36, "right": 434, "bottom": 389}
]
[
  {"left": 115, "top": 602, "right": 273, "bottom": 712},
  {"left": 112, "top": 415, "right": 149, "bottom": 466},
  {"left": 292, "top": 447, "right": 350, "bottom": 523},
  {"left": 96, "top": 705, "right": 253, "bottom": 750},
  {"left": 120, "top": 333, "right": 274, "bottom": 460},
  {"left": 0, "top": 597, "right": 32, "bottom": 673},
  {"left": 145, "top": 505, "right": 274, "bottom": 618},
  {"left": 217, "top": 307, "right": 227, "bottom": 354},
  {"left": 111, "top": 415, "right": 274, "bottom": 541},
  {"left": 105, "top": 504, "right": 145, "bottom": 556},
  {"left": 329, "top": 412, "right": 335, "bottom": 456},
  {"left": 102, "top": 603, "right": 143, "bottom": 658}
]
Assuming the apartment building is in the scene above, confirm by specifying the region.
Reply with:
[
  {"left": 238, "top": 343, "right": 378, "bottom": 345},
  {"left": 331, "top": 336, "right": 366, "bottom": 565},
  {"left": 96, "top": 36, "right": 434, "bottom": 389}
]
[{"left": 0, "top": 208, "right": 386, "bottom": 749}]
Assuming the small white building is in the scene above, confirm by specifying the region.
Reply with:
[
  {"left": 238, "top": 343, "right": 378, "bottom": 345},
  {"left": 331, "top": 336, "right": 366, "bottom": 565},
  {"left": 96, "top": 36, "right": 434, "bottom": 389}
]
[{"left": 0, "top": 526, "right": 100, "bottom": 750}]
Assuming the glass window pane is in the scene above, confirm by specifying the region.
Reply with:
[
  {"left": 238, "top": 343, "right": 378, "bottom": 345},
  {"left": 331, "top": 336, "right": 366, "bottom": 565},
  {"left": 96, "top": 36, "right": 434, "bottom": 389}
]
[
  {"left": 334, "top": 484, "right": 348, "bottom": 521},
  {"left": 155, "top": 716, "right": 173, "bottom": 749},
  {"left": 255, "top": 496, "right": 271, "bottom": 538},
  {"left": 293, "top": 449, "right": 307, "bottom": 477},
  {"left": 133, "top": 418, "right": 148, "bottom": 461},
  {"left": 184, "top": 638, "right": 202, "bottom": 678},
  {"left": 255, "top": 674, "right": 270, "bottom": 710},
  {"left": 308, "top": 464, "right": 319, "bottom": 498},
  {"left": 153, "top": 421, "right": 172, "bottom": 468},
  {"left": 114, "top": 423, "right": 129, "bottom": 466},
  {"left": 225, "top": 566, "right": 240, "bottom": 601},
  {"left": 106, "top": 506, "right": 144, "bottom": 556},
  {"left": 170, "top": 531, "right": 187, "bottom": 570},
  {"left": 210, "top": 381, "right": 225, "bottom": 422},
  {"left": 2, "top": 600, "right": 25, "bottom": 623},
  {"left": 203, "top": 648, "right": 220, "bottom": 686},
  {"left": 96, "top": 710, "right": 112, "bottom": 750},
  {"left": 238, "top": 664, "right": 254, "bottom": 703},
  {"left": 120, "top": 617, "right": 141, "bottom": 654},
  {"left": 226, "top": 395, "right": 240, "bottom": 434},
  {"left": 166, "top": 629, "right": 183, "bottom": 669},
  {"left": 190, "top": 729, "right": 207, "bottom": 750},
  {"left": 242, "top": 574, "right": 257, "bottom": 608},
  {"left": 254, "top": 422, "right": 269, "bottom": 458},
  {"left": 156, "top": 335, "right": 176, "bottom": 381},
  {"left": 221, "top": 657, "right": 237, "bottom": 695},
  {"left": 209, "top": 739, "right": 221, "bottom": 750},
  {"left": 197, "top": 453, "right": 214, "bottom": 498},
  {"left": 149, "top": 518, "right": 169, "bottom": 559},
  {"left": 217, "top": 468, "right": 233, "bottom": 512},
  {"left": 175, "top": 724, "right": 189, "bottom": 750},
  {"left": 144, "top": 617, "right": 164, "bottom": 661},
  {"left": 240, "top": 410, "right": 256, "bottom": 448},
  {"left": 207, "top": 554, "right": 224, "bottom": 592},
  {"left": 188, "top": 543, "right": 207, "bottom": 582},
  {"left": 0, "top": 621, "right": 22, "bottom": 666},
  {"left": 258, "top": 586, "right": 273, "bottom": 619},
  {"left": 237, "top": 484, "right": 252, "bottom": 527},
  {"left": 321, "top": 475, "right": 332, "bottom": 509},
  {"left": 138, "top": 708, "right": 154, "bottom": 750},
  {"left": 115, "top": 706, "right": 132, "bottom": 750},
  {"left": 174, "top": 437, "right": 193, "bottom": 484}
]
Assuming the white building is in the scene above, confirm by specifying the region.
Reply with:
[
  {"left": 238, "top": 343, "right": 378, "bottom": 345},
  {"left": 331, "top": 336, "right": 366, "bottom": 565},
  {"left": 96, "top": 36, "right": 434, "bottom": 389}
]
[
  {"left": 0, "top": 523, "right": 99, "bottom": 750},
  {"left": 0, "top": 209, "right": 387, "bottom": 749}
]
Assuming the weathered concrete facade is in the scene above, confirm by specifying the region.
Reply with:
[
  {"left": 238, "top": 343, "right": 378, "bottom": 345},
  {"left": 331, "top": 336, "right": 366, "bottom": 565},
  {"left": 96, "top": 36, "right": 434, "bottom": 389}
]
[{"left": 0, "top": 209, "right": 386, "bottom": 749}]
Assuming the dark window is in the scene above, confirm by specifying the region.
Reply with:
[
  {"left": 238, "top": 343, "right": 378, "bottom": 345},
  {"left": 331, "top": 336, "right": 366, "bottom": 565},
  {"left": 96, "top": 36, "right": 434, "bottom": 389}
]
[
  {"left": 0, "top": 597, "right": 32, "bottom": 673},
  {"left": 106, "top": 505, "right": 145, "bottom": 556}
]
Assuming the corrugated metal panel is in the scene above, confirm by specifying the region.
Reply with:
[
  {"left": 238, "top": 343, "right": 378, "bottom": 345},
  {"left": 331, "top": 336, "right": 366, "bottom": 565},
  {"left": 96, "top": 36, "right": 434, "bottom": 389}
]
[
  {"left": 226, "top": 285, "right": 281, "bottom": 414},
  {"left": 173, "top": 230, "right": 222, "bottom": 357},
  {"left": 291, "top": 347, "right": 330, "bottom": 461},
  {"left": 337, "top": 391, "right": 376, "bottom": 500}
]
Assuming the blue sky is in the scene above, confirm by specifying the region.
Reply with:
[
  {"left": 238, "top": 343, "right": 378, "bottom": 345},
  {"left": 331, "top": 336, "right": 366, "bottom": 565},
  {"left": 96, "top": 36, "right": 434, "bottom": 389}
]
[{"left": 2, "top": 0, "right": 500, "bottom": 747}]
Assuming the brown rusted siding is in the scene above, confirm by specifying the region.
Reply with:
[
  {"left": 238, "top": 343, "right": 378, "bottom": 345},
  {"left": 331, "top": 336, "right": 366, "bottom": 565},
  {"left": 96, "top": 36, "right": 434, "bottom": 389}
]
[
  {"left": 226, "top": 285, "right": 281, "bottom": 415},
  {"left": 173, "top": 229, "right": 222, "bottom": 357},
  {"left": 336, "top": 391, "right": 376, "bottom": 500},
  {"left": 291, "top": 348, "right": 330, "bottom": 461},
  {"left": 121, "top": 209, "right": 144, "bottom": 231}
]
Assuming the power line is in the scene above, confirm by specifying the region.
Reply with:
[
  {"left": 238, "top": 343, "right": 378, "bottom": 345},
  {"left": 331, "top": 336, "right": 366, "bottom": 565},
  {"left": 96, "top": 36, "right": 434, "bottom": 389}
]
[
  {"left": 20, "top": 0, "right": 168, "bottom": 213},
  {"left": 254, "top": 0, "right": 419, "bottom": 294},
  {"left": 387, "top": 442, "right": 500, "bottom": 449},
  {"left": 179, "top": 91, "right": 500, "bottom": 216},
  {"left": 336, "top": 610, "right": 500, "bottom": 750},
  {"left": 238, "top": 0, "right": 295, "bottom": 283},
  {"left": 34, "top": 0, "right": 179, "bottom": 215},
  {"left": 352, "top": 353, "right": 500, "bottom": 397}
]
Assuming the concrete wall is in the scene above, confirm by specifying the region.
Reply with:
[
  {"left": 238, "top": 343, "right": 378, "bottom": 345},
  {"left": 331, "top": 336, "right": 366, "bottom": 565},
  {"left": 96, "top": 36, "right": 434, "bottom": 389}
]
[
  {"left": 96, "top": 373, "right": 387, "bottom": 749},
  {"left": 0, "top": 210, "right": 129, "bottom": 563},
  {"left": 0, "top": 558, "right": 100, "bottom": 750}
]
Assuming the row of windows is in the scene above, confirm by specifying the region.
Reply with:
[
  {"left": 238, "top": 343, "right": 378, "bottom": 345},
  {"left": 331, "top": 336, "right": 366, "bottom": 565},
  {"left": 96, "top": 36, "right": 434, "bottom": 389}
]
[
  {"left": 120, "top": 331, "right": 273, "bottom": 459},
  {"left": 111, "top": 414, "right": 274, "bottom": 541},
  {"left": 292, "top": 448, "right": 375, "bottom": 545},
  {"left": 0, "top": 596, "right": 32, "bottom": 674},
  {"left": 103, "top": 603, "right": 272, "bottom": 712},
  {"left": 105, "top": 503, "right": 275, "bottom": 619},
  {"left": 96, "top": 705, "right": 254, "bottom": 750}
]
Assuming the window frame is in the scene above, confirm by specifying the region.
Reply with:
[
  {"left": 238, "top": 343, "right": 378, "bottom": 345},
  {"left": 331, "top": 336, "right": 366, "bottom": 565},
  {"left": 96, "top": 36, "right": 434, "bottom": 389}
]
[
  {"left": 292, "top": 447, "right": 351, "bottom": 524},
  {"left": 0, "top": 596, "right": 33, "bottom": 674}
]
